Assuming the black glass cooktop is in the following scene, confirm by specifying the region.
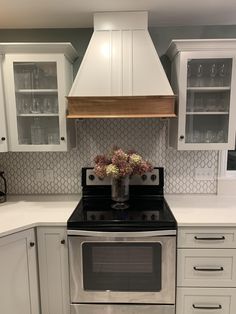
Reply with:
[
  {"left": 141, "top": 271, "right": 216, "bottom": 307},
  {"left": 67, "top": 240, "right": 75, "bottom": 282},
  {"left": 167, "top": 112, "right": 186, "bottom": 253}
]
[{"left": 67, "top": 196, "right": 177, "bottom": 231}]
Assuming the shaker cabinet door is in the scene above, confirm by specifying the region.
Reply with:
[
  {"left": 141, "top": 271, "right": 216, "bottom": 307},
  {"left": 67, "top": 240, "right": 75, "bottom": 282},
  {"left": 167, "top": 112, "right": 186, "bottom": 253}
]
[
  {"left": 0, "top": 229, "right": 40, "bottom": 314},
  {"left": 37, "top": 227, "right": 70, "bottom": 314},
  {"left": 0, "top": 55, "right": 8, "bottom": 152}
]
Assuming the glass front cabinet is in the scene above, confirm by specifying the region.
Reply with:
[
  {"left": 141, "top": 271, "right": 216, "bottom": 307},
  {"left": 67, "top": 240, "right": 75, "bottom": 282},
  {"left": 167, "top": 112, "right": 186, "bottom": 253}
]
[
  {"left": 167, "top": 40, "right": 236, "bottom": 150},
  {"left": 2, "top": 44, "right": 78, "bottom": 152}
]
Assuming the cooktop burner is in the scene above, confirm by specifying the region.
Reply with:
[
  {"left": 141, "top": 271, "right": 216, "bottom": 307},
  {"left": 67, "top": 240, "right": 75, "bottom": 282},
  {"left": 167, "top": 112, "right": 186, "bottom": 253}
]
[{"left": 67, "top": 167, "right": 176, "bottom": 232}]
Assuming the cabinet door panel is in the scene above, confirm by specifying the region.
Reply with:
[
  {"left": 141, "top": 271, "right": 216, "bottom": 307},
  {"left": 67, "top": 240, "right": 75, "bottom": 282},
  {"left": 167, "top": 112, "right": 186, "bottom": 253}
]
[
  {"left": 178, "top": 227, "right": 236, "bottom": 249},
  {"left": 0, "top": 229, "right": 40, "bottom": 314},
  {"left": 178, "top": 248, "right": 236, "bottom": 287},
  {"left": 177, "top": 287, "right": 236, "bottom": 314},
  {"left": 37, "top": 227, "right": 70, "bottom": 314},
  {"left": 0, "top": 55, "right": 8, "bottom": 152}
]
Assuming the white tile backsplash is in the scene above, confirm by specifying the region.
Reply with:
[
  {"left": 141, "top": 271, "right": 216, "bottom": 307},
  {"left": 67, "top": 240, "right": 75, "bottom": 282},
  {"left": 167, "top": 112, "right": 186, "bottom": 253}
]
[{"left": 0, "top": 119, "right": 218, "bottom": 194}]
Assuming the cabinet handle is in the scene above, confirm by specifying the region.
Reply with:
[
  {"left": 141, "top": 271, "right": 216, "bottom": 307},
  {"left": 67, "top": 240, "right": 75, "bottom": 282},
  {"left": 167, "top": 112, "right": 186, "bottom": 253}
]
[
  {"left": 194, "top": 236, "right": 225, "bottom": 241},
  {"left": 1, "top": 137, "right": 6, "bottom": 141},
  {"left": 30, "top": 242, "right": 35, "bottom": 247},
  {"left": 179, "top": 135, "right": 185, "bottom": 140},
  {"left": 193, "top": 266, "right": 224, "bottom": 272},
  {"left": 193, "top": 304, "right": 222, "bottom": 310},
  {"left": 60, "top": 137, "right": 65, "bottom": 141},
  {"left": 61, "top": 239, "right": 66, "bottom": 244}
]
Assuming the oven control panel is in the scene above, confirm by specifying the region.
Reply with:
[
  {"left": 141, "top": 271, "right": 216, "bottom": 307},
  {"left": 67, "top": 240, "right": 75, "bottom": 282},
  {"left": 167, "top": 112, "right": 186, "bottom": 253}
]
[
  {"left": 85, "top": 168, "right": 160, "bottom": 186},
  {"left": 86, "top": 210, "right": 160, "bottom": 221}
]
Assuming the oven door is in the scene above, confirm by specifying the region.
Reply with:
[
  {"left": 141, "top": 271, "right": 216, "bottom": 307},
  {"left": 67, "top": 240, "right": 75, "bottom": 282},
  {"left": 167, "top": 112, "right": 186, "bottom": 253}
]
[{"left": 68, "top": 230, "right": 176, "bottom": 304}]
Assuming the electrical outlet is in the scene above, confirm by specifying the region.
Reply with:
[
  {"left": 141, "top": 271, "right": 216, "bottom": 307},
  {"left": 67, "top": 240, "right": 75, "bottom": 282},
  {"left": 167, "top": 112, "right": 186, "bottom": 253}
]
[
  {"left": 195, "top": 167, "right": 215, "bottom": 181},
  {"left": 35, "top": 169, "right": 44, "bottom": 182},
  {"left": 43, "top": 170, "right": 54, "bottom": 182}
]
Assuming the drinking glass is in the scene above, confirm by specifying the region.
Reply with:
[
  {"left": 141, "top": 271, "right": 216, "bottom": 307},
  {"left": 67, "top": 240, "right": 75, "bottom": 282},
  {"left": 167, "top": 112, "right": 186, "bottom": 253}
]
[
  {"left": 31, "top": 99, "right": 40, "bottom": 113},
  {"left": 193, "top": 130, "right": 202, "bottom": 143},
  {"left": 43, "top": 98, "right": 52, "bottom": 113},
  {"left": 187, "top": 64, "right": 192, "bottom": 86},
  {"left": 33, "top": 67, "right": 40, "bottom": 89}
]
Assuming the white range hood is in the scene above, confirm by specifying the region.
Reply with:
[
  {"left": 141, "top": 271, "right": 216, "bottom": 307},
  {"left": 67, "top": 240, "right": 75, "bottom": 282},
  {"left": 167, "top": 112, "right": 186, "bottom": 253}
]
[{"left": 67, "top": 11, "right": 175, "bottom": 118}]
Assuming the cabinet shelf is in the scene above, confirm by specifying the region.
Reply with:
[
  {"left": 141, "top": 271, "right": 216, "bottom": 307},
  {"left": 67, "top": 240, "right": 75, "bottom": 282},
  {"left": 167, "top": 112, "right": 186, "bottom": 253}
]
[
  {"left": 16, "top": 89, "right": 58, "bottom": 94},
  {"left": 186, "top": 111, "right": 229, "bottom": 115},
  {"left": 17, "top": 113, "right": 59, "bottom": 117},
  {"left": 187, "top": 87, "right": 231, "bottom": 92}
]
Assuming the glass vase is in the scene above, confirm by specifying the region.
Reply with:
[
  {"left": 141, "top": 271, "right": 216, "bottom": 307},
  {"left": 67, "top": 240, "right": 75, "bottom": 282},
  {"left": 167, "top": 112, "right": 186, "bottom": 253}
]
[{"left": 111, "top": 176, "right": 129, "bottom": 209}]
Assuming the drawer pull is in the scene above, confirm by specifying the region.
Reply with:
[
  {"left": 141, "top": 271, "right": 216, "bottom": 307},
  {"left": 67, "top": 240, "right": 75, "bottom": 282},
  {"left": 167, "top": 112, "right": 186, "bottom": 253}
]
[
  {"left": 193, "top": 266, "right": 224, "bottom": 272},
  {"left": 193, "top": 304, "right": 222, "bottom": 310},
  {"left": 194, "top": 236, "right": 225, "bottom": 241}
]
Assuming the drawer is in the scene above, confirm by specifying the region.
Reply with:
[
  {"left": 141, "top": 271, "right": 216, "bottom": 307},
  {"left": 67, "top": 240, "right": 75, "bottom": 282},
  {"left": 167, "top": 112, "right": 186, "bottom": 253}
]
[
  {"left": 177, "top": 287, "right": 236, "bottom": 314},
  {"left": 178, "top": 249, "right": 236, "bottom": 287},
  {"left": 178, "top": 228, "right": 236, "bottom": 249}
]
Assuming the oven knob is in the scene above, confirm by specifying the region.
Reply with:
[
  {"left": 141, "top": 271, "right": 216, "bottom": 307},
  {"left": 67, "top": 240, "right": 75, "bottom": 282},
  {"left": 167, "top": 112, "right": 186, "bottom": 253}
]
[
  {"left": 141, "top": 174, "right": 147, "bottom": 181},
  {"left": 142, "top": 214, "right": 147, "bottom": 220},
  {"left": 91, "top": 214, "right": 96, "bottom": 220},
  {"left": 151, "top": 174, "right": 157, "bottom": 181},
  {"left": 151, "top": 214, "right": 156, "bottom": 220},
  {"left": 100, "top": 215, "right": 105, "bottom": 220},
  {"left": 89, "top": 175, "right": 95, "bottom": 181}
]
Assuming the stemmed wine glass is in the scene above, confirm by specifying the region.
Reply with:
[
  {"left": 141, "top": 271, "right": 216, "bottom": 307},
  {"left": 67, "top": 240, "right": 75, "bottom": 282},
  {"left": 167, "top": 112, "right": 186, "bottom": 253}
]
[
  {"left": 196, "top": 64, "right": 203, "bottom": 87},
  {"left": 209, "top": 63, "right": 217, "bottom": 87},
  {"left": 218, "top": 64, "right": 226, "bottom": 86},
  {"left": 187, "top": 64, "right": 192, "bottom": 87}
]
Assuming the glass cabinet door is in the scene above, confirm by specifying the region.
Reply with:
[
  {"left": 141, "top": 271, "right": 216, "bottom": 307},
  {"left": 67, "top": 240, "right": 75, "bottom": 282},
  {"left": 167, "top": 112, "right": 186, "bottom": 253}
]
[
  {"left": 185, "top": 58, "right": 232, "bottom": 144},
  {"left": 13, "top": 62, "right": 60, "bottom": 146}
]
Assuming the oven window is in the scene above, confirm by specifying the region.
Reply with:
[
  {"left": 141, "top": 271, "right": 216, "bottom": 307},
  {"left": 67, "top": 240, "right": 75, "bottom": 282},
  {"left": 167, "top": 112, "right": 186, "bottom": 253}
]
[{"left": 82, "top": 242, "right": 162, "bottom": 292}]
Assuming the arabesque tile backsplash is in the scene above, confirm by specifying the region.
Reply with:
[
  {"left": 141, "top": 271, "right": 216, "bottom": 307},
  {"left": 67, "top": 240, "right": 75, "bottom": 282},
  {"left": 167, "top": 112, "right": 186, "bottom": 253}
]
[{"left": 0, "top": 119, "right": 218, "bottom": 194}]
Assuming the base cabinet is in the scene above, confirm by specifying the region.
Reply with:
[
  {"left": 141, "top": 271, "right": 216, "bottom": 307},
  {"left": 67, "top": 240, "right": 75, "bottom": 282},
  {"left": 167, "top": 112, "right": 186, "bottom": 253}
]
[
  {"left": 0, "top": 229, "right": 40, "bottom": 314},
  {"left": 37, "top": 227, "right": 70, "bottom": 314},
  {"left": 177, "top": 227, "right": 236, "bottom": 314}
]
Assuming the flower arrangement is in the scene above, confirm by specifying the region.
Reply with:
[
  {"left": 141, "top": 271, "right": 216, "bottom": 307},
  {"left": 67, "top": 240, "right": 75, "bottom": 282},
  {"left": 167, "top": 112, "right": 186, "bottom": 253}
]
[{"left": 94, "top": 148, "right": 153, "bottom": 179}]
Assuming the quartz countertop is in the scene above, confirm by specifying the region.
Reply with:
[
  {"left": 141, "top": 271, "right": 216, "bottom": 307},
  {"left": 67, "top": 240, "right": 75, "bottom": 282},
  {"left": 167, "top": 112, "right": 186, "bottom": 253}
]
[
  {"left": 0, "top": 195, "right": 79, "bottom": 237},
  {"left": 165, "top": 194, "right": 236, "bottom": 227},
  {"left": 1, "top": 194, "right": 236, "bottom": 238}
]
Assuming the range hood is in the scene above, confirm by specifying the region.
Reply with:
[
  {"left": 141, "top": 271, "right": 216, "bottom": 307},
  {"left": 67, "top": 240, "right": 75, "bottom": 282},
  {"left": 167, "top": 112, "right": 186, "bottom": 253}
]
[{"left": 67, "top": 11, "right": 176, "bottom": 118}]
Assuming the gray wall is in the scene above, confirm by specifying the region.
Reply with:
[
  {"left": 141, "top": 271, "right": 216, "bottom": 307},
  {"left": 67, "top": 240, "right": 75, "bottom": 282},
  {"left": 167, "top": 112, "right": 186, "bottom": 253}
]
[
  {"left": 0, "top": 25, "right": 234, "bottom": 194},
  {"left": 1, "top": 24, "right": 236, "bottom": 72}
]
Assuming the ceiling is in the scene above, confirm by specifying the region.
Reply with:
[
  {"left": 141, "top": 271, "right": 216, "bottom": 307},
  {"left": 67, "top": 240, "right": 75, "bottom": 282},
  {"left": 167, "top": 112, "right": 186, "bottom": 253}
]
[{"left": 1, "top": 0, "right": 236, "bottom": 29}]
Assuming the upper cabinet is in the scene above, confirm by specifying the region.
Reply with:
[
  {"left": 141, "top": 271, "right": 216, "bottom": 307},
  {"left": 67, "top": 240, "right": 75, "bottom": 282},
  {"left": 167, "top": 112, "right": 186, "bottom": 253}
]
[
  {"left": 1, "top": 43, "right": 78, "bottom": 152},
  {"left": 0, "top": 55, "right": 8, "bottom": 152},
  {"left": 167, "top": 40, "right": 236, "bottom": 150}
]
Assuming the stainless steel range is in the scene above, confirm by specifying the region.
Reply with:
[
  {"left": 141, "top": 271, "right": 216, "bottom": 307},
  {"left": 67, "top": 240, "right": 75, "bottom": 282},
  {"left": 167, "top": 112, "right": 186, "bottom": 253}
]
[{"left": 67, "top": 167, "right": 177, "bottom": 314}]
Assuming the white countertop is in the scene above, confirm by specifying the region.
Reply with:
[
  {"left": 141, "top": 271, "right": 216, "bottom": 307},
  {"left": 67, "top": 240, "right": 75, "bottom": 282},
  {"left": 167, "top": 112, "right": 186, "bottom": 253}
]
[
  {"left": 0, "top": 195, "right": 79, "bottom": 237},
  {"left": 1, "top": 194, "right": 236, "bottom": 238},
  {"left": 165, "top": 194, "right": 236, "bottom": 227}
]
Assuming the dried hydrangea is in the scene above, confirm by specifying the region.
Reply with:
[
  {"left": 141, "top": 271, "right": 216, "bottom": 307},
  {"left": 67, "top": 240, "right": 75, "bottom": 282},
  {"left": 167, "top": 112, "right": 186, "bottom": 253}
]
[
  {"left": 129, "top": 153, "right": 142, "bottom": 164},
  {"left": 94, "top": 148, "right": 153, "bottom": 179}
]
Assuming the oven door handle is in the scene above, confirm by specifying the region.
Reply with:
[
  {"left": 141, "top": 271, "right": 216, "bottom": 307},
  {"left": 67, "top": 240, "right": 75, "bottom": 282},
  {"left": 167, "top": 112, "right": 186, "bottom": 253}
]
[{"left": 67, "top": 230, "right": 176, "bottom": 237}]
